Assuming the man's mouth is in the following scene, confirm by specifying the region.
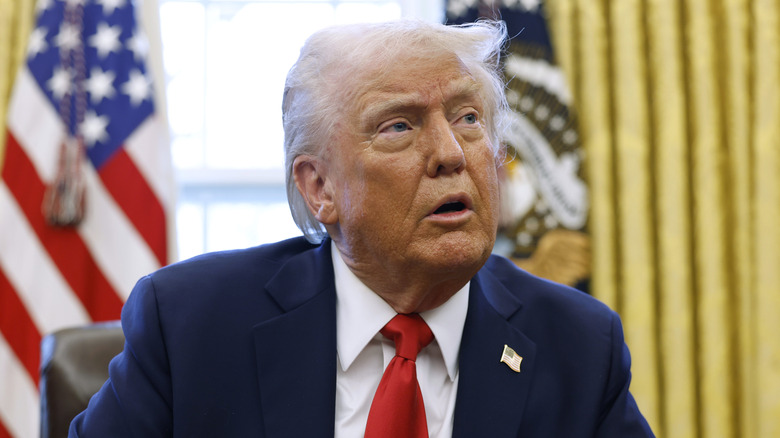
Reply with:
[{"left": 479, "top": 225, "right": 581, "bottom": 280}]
[
  {"left": 433, "top": 201, "right": 467, "bottom": 215},
  {"left": 429, "top": 194, "right": 473, "bottom": 218}
]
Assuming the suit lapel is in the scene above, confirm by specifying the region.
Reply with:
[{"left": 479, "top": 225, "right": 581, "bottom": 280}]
[
  {"left": 252, "top": 240, "right": 337, "bottom": 438},
  {"left": 453, "top": 268, "right": 537, "bottom": 438}
]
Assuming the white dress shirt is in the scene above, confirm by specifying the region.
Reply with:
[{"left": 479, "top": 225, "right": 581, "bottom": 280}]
[{"left": 332, "top": 245, "right": 469, "bottom": 438}]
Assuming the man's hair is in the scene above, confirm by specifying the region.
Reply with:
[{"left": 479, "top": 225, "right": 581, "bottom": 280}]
[{"left": 282, "top": 19, "right": 509, "bottom": 243}]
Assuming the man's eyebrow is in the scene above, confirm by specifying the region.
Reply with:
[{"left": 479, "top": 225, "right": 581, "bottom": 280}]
[
  {"left": 360, "top": 78, "right": 483, "bottom": 124},
  {"left": 360, "top": 94, "right": 427, "bottom": 124},
  {"left": 444, "top": 78, "right": 483, "bottom": 102}
]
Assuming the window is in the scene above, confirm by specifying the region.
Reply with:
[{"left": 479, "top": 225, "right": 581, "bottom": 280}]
[{"left": 158, "top": 0, "right": 444, "bottom": 260}]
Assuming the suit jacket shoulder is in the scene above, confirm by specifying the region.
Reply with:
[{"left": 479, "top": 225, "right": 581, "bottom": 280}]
[
  {"left": 70, "top": 237, "right": 338, "bottom": 437},
  {"left": 482, "top": 254, "right": 616, "bottom": 340}
]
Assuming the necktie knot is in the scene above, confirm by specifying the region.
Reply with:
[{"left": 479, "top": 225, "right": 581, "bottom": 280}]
[{"left": 380, "top": 313, "right": 434, "bottom": 361}]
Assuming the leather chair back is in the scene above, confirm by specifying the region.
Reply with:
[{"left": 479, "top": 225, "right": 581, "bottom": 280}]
[{"left": 39, "top": 321, "right": 124, "bottom": 438}]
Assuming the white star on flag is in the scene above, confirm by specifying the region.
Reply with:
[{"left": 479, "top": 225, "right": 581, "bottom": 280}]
[
  {"left": 89, "top": 23, "right": 122, "bottom": 58},
  {"left": 55, "top": 22, "right": 81, "bottom": 52},
  {"left": 27, "top": 27, "right": 48, "bottom": 58},
  {"left": 47, "top": 66, "right": 72, "bottom": 99},
  {"left": 86, "top": 68, "right": 117, "bottom": 104},
  {"left": 80, "top": 110, "right": 111, "bottom": 146},
  {"left": 127, "top": 32, "right": 149, "bottom": 61},
  {"left": 97, "top": 0, "right": 127, "bottom": 15},
  {"left": 446, "top": 0, "right": 479, "bottom": 17},
  {"left": 518, "top": 0, "right": 542, "bottom": 12},
  {"left": 121, "top": 69, "right": 152, "bottom": 106},
  {"left": 35, "top": 0, "right": 54, "bottom": 14}
]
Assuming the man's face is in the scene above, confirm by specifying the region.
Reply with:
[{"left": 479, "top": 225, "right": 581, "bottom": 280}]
[{"left": 325, "top": 54, "right": 500, "bottom": 279}]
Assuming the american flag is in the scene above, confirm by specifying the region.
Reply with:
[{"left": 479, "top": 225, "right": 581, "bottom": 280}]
[
  {"left": 0, "top": 0, "right": 174, "bottom": 435},
  {"left": 500, "top": 344, "right": 523, "bottom": 373}
]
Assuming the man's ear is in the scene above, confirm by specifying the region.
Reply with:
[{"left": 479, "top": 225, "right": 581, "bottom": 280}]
[{"left": 292, "top": 155, "right": 338, "bottom": 225}]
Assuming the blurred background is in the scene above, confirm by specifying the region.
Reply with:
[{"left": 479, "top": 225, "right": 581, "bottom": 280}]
[{"left": 1, "top": 0, "right": 778, "bottom": 437}]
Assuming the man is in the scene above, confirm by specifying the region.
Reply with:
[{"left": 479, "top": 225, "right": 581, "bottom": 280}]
[{"left": 70, "top": 20, "right": 653, "bottom": 437}]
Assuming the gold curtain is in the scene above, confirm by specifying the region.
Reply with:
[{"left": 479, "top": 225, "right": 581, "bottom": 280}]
[
  {"left": 546, "top": 0, "right": 780, "bottom": 437},
  {"left": 0, "top": 0, "right": 36, "bottom": 169}
]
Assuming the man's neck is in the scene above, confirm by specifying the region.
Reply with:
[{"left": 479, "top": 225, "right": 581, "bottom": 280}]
[{"left": 332, "top": 241, "right": 476, "bottom": 314}]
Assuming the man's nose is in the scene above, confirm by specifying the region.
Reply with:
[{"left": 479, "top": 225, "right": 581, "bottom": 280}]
[{"left": 425, "top": 118, "right": 466, "bottom": 177}]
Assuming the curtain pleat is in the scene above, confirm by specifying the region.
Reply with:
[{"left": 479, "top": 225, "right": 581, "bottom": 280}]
[
  {"left": 572, "top": 0, "right": 619, "bottom": 311},
  {"left": 720, "top": 1, "right": 755, "bottom": 437},
  {"left": 546, "top": 0, "right": 780, "bottom": 436},
  {"left": 0, "top": 0, "right": 36, "bottom": 169},
  {"left": 608, "top": 0, "right": 661, "bottom": 429},
  {"left": 752, "top": 3, "right": 780, "bottom": 438},
  {"left": 685, "top": 0, "right": 736, "bottom": 436},
  {"left": 646, "top": 0, "right": 697, "bottom": 436}
]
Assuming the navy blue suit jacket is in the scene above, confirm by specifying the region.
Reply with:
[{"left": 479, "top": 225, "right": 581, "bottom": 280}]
[{"left": 70, "top": 237, "right": 653, "bottom": 437}]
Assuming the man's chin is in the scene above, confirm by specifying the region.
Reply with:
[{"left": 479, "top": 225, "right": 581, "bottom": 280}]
[{"left": 412, "top": 232, "right": 494, "bottom": 274}]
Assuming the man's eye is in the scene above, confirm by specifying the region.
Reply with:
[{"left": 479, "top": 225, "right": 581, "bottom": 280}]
[
  {"left": 463, "top": 114, "right": 477, "bottom": 124},
  {"left": 390, "top": 122, "right": 410, "bottom": 132}
]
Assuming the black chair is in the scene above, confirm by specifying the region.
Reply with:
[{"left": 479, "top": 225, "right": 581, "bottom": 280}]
[{"left": 39, "top": 321, "right": 124, "bottom": 438}]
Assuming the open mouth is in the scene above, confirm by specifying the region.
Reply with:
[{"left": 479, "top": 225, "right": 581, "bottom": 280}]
[{"left": 433, "top": 201, "right": 467, "bottom": 215}]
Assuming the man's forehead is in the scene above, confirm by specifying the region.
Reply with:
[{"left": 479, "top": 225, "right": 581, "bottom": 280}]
[
  {"left": 351, "top": 56, "right": 483, "bottom": 113},
  {"left": 370, "top": 52, "right": 472, "bottom": 87},
  {"left": 362, "top": 78, "right": 481, "bottom": 113}
]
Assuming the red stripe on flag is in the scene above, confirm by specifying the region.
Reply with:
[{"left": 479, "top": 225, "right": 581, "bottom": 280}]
[
  {"left": 0, "top": 270, "right": 41, "bottom": 384},
  {"left": 0, "top": 417, "right": 11, "bottom": 438},
  {"left": 2, "top": 132, "right": 123, "bottom": 322},
  {"left": 98, "top": 149, "right": 167, "bottom": 266}
]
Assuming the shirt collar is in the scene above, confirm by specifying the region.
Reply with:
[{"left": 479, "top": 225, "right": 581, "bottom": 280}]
[{"left": 333, "top": 244, "right": 469, "bottom": 381}]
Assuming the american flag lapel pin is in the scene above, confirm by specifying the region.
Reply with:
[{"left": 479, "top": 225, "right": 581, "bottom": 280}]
[{"left": 500, "top": 344, "right": 523, "bottom": 373}]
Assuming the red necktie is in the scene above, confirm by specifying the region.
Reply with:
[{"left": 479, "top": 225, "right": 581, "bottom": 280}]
[{"left": 365, "top": 313, "right": 434, "bottom": 438}]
